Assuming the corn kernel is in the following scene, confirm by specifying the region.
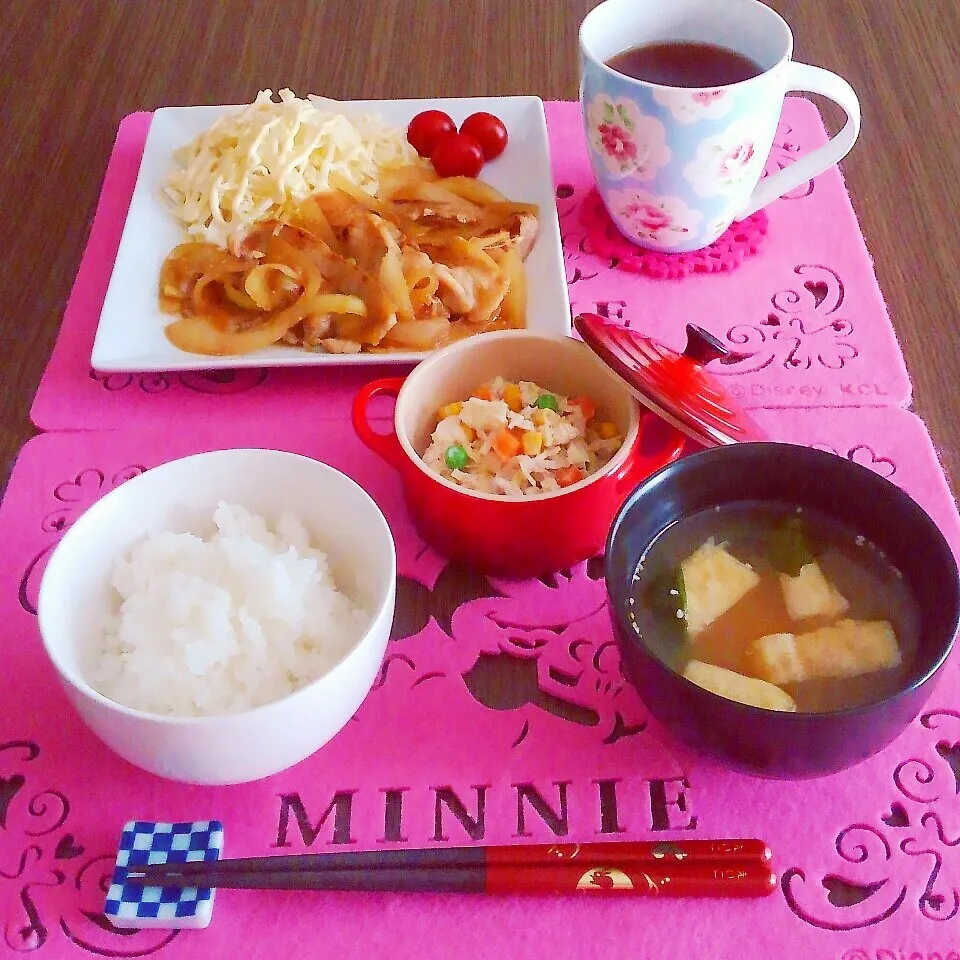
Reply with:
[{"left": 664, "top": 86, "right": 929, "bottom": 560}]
[
  {"left": 598, "top": 421, "right": 619, "bottom": 440},
  {"left": 438, "top": 402, "right": 463, "bottom": 419},
  {"left": 503, "top": 384, "right": 523, "bottom": 413},
  {"left": 462, "top": 425, "right": 476, "bottom": 442},
  {"left": 522, "top": 431, "right": 543, "bottom": 455},
  {"left": 532, "top": 409, "right": 547, "bottom": 426}
]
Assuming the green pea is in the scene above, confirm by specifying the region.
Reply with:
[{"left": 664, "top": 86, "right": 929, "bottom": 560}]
[
  {"left": 534, "top": 394, "right": 560, "bottom": 412},
  {"left": 444, "top": 444, "right": 469, "bottom": 470}
]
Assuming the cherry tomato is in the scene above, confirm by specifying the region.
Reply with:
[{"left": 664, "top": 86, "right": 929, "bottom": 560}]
[
  {"left": 407, "top": 110, "right": 456, "bottom": 158},
  {"left": 430, "top": 133, "right": 485, "bottom": 178},
  {"left": 459, "top": 112, "right": 509, "bottom": 161}
]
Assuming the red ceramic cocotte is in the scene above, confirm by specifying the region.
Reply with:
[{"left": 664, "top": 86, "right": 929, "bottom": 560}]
[{"left": 351, "top": 331, "right": 686, "bottom": 578}]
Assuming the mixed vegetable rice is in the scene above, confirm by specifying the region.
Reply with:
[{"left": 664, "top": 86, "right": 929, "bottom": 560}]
[{"left": 422, "top": 377, "right": 624, "bottom": 497}]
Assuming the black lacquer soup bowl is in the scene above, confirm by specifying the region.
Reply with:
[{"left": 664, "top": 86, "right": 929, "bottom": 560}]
[{"left": 605, "top": 442, "right": 960, "bottom": 778}]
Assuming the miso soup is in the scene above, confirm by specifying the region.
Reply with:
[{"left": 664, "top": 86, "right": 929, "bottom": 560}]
[{"left": 631, "top": 502, "right": 920, "bottom": 713}]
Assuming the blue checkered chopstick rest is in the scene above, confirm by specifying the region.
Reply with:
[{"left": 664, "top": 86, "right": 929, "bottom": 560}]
[{"left": 105, "top": 820, "right": 224, "bottom": 929}]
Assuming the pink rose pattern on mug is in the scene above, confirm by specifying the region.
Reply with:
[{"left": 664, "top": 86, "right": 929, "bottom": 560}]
[
  {"left": 581, "top": 79, "right": 785, "bottom": 252},
  {"left": 579, "top": 0, "right": 860, "bottom": 253}
]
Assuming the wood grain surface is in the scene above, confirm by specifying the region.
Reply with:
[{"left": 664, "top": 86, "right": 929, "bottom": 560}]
[{"left": 2, "top": 0, "right": 958, "bottom": 496}]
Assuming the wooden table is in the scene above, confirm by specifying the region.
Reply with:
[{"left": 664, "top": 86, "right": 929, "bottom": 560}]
[{"left": 3, "top": 0, "right": 959, "bottom": 497}]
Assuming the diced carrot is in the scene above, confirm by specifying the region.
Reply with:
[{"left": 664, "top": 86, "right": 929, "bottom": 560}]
[
  {"left": 521, "top": 431, "right": 543, "bottom": 455},
  {"left": 493, "top": 427, "right": 522, "bottom": 460},
  {"left": 597, "top": 421, "right": 619, "bottom": 440},
  {"left": 473, "top": 385, "right": 493, "bottom": 401},
  {"left": 502, "top": 383, "right": 523, "bottom": 412},
  {"left": 438, "top": 401, "right": 463, "bottom": 419},
  {"left": 555, "top": 466, "right": 584, "bottom": 487},
  {"left": 570, "top": 396, "right": 597, "bottom": 421}
]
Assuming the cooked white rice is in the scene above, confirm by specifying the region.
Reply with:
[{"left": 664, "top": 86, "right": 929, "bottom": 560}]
[{"left": 90, "top": 502, "right": 369, "bottom": 717}]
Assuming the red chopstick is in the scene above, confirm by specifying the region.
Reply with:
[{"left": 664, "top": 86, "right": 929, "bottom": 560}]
[
  {"left": 124, "top": 839, "right": 775, "bottom": 897},
  {"left": 127, "top": 861, "right": 775, "bottom": 896}
]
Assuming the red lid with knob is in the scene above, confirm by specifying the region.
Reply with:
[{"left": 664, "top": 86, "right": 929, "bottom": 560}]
[{"left": 573, "top": 313, "right": 767, "bottom": 448}]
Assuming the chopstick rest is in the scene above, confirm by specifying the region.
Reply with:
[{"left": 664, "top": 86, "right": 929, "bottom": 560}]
[{"left": 105, "top": 820, "right": 224, "bottom": 929}]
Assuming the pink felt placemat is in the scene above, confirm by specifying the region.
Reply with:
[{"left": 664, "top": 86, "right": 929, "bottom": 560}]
[
  {"left": 29, "top": 98, "right": 911, "bottom": 433},
  {"left": 2, "top": 409, "right": 959, "bottom": 959}
]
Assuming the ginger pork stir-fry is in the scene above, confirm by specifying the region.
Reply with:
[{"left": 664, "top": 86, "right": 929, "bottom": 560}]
[{"left": 159, "top": 168, "right": 539, "bottom": 356}]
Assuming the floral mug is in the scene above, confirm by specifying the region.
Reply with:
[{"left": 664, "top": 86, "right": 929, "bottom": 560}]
[{"left": 579, "top": 0, "right": 861, "bottom": 252}]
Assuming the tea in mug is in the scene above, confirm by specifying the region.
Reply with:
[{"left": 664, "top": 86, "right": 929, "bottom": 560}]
[{"left": 606, "top": 40, "right": 763, "bottom": 87}]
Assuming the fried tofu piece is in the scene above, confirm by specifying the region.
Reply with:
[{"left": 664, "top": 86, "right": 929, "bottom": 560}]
[
  {"left": 681, "top": 540, "right": 760, "bottom": 638},
  {"left": 748, "top": 633, "right": 804, "bottom": 685},
  {"left": 682, "top": 660, "right": 797, "bottom": 712},
  {"left": 750, "top": 619, "right": 901, "bottom": 685},
  {"left": 780, "top": 561, "right": 850, "bottom": 621}
]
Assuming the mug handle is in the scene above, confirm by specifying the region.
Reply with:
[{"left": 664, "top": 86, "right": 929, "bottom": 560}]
[
  {"left": 351, "top": 377, "right": 407, "bottom": 471},
  {"left": 737, "top": 62, "right": 861, "bottom": 219}
]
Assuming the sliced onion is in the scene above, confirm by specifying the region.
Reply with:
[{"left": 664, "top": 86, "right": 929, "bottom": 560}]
[
  {"left": 381, "top": 317, "right": 450, "bottom": 350},
  {"left": 222, "top": 276, "right": 260, "bottom": 311},
  {"left": 165, "top": 294, "right": 314, "bottom": 356},
  {"left": 244, "top": 263, "right": 300, "bottom": 309},
  {"left": 379, "top": 238, "right": 415, "bottom": 323}
]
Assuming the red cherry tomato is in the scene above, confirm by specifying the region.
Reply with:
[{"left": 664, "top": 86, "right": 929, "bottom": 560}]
[
  {"left": 407, "top": 110, "right": 457, "bottom": 158},
  {"left": 430, "top": 133, "right": 485, "bottom": 178},
  {"left": 459, "top": 112, "right": 509, "bottom": 161}
]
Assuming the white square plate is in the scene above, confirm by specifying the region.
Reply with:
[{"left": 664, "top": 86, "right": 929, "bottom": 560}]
[{"left": 91, "top": 96, "right": 570, "bottom": 372}]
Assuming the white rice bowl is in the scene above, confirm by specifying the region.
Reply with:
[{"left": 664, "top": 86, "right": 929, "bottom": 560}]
[
  {"left": 36, "top": 449, "right": 396, "bottom": 785},
  {"left": 91, "top": 502, "right": 370, "bottom": 717}
]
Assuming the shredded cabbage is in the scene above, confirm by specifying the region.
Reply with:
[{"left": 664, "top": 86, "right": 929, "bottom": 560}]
[{"left": 163, "top": 89, "right": 422, "bottom": 249}]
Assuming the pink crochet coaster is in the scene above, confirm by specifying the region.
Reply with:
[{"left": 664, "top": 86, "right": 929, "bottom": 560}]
[
  {"left": 2, "top": 409, "right": 958, "bottom": 959},
  {"left": 29, "top": 98, "right": 910, "bottom": 432},
  {"left": 579, "top": 188, "right": 770, "bottom": 278}
]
